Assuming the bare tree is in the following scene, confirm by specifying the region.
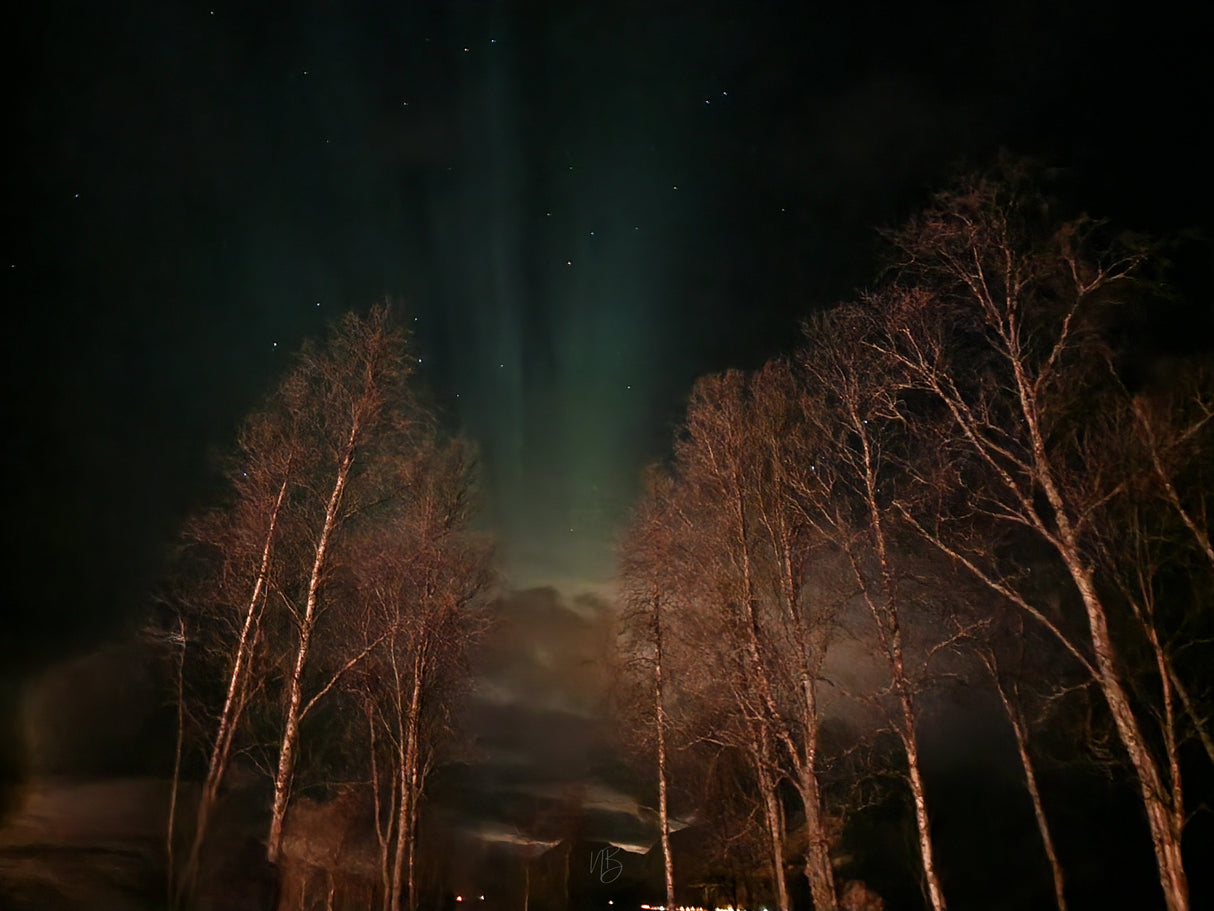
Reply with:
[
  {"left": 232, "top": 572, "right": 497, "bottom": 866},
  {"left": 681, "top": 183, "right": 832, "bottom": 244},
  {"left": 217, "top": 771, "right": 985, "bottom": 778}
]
[
  {"left": 626, "top": 370, "right": 841, "bottom": 911},
  {"left": 159, "top": 384, "right": 300, "bottom": 906},
  {"left": 869, "top": 170, "right": 1193, "bottom": 909},
  {"left": 162, "top": 306, "right": 459, "bottom": 895},
  {"left": 262, "top": 305, "right": 424, "bottom": 865},
  {"left": 1126, "top": 366, "right": 1214, "bottom": 767},
  {"left": 618, "top": 469, "right": 703, "bottom": 911},
  {"left": 972, "top": 613, "right": 1076, "bottom": 911},
  {"left": 795, "top": 310, "right": 950, "bottom": 911},
  {"left": 352, "top": 436, "right": 493, "bottom": 911}
]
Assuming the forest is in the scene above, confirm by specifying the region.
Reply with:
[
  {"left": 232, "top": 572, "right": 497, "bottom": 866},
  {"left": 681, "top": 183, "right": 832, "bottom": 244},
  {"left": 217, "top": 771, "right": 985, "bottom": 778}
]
[{"left": 148, "top": 168, "right": 1214, "bottom": 911}]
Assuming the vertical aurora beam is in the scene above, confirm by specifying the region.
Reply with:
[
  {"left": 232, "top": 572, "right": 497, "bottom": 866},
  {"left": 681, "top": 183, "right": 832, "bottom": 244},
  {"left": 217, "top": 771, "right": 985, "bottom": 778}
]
[{"left": 429, "top": 3, "right": 694, "bottom": 586}]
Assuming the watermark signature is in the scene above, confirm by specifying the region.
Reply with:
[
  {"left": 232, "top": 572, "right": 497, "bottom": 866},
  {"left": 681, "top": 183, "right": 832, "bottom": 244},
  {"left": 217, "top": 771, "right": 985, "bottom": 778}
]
[{"left": 589, "top": 846, "right": 623, "bottom": 883}]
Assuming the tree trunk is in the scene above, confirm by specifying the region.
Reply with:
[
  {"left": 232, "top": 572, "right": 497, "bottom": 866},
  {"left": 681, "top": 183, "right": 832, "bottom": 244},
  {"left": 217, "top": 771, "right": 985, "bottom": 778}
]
[
  {"left": 797, "top": 675, "right": 837, "bottom": 911},
  {"left": 368, "top": 707, "right": 396, "bottom": 911},
  {"left": 404, "top": 652, "right": 424, "bottom": 911},
  {"left": 653, "top": 595, "right": 676, "bottom": 911},
  {"left": 184, "top": 473, "right": 290, "bottom": 895},
  {"left": 858, "top": 420, "right": 947, "bottom": 911},
  {"left": 899, "top": 700, "right": 947, "bottom": 911},
  {"left": 755, "top": 744, "right": 790, "bottom": 911},
  {"left": 1012, "top": 324, "right": 1189, "bottom": 911},
  {"left": 166, "top": 613, "right": 186, "bottom": 908},
  {"left": 1078, "top": 572, "right": 1189, "bottom": 911},
  {"left": 268, "top": 428, "right": 358, "bottom": 864},
  {"left": 991, "top": 677, "right": 1066, "bottom": 911}
]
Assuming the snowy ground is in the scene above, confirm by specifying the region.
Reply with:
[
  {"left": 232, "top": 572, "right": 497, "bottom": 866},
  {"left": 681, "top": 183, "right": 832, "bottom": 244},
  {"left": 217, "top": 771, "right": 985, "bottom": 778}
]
[{"left": 0, "top": 777, "right": 169, "bottom": 911}]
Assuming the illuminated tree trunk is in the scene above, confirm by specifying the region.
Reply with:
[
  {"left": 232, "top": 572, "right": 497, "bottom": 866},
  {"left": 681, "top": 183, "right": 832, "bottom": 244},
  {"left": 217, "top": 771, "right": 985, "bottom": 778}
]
[
  {"left": 653, "top": 595, "right": 676, "bottom": 911},
  {"left": 1015, "top": 353, "right": 1188, "bottom": 911},
  {"left": 896, "top": 653, "right": 946, "bottom": 911},
  {"left": 796, "top": 676, "right": 836, "bottom": 911},
  {"left": 166, "top": 613, "right": 186, "bottom": 909},
  {"left": 858, "top": 419, "right": 947, "bottom": 911},
  {"left": 752, "top": 722, "right": 790, "bottom": 911},
  {"left": 181, "top": 473, "right": 289, "bottom": 900},
  {"left": 1066, "top": 560, "right": 1188, "bottom": 911},
  {"left": 268, "top": 422, "right": 358, "bottom": 864},
  {"left": 988, "top": 672, "right": 1066, "bottom": 911},
  {"left": 391, "top": 649, "right": 424, "bottom": 911}
]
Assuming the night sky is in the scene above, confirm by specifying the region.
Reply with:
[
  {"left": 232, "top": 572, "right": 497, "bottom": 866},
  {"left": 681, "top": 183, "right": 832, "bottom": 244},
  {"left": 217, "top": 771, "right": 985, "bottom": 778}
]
[{"left": 5, "top": 0, "right": 1212, "bottom": 856}]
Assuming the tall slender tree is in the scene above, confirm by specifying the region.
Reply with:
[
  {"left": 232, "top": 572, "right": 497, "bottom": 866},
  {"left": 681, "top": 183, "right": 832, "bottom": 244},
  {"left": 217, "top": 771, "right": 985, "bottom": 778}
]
[
  {"left": 795, "top": 310, "right": 950, "bottom": 911},
  {"left": 870, "top": 171, "right": 1192, "bottom": 910},
  {"left": 352, "top": 436, "right": 492, "bottom": 911}
]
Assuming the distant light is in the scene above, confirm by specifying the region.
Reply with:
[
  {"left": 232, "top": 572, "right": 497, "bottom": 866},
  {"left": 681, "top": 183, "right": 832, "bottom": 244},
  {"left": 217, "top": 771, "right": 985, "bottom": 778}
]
[{"left": 456, "top": 897, "right": 463, "bottom": 903}]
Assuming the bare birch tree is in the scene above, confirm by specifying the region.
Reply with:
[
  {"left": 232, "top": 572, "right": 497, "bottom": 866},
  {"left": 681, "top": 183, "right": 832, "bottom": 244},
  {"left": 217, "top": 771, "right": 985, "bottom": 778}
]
[
  {"left": 795, "top": 309, "right": 950, "bottom": 911},
  {"left": 159, "top": 377, "right": 301, "bottom": 906},
  {"left": 161, "top": 305, "right": 448, "bottom": 892},
  {"left": 261, "top": 305, "right": 422, "bottom": 865},
  {"left": 867, "top": 169, "right": 1193, "bottom": 909},
  {"left": 352, "top": 436, "right": 492, "bottom": 911},
  {"left": 618, "top": 468, "right": 699, "bottom": 911},
  {"left": 972, "top": 613, "right": 1076, "bottom": 911},
  {"left": 635, "top": 370, "right": 841, "bottom": 911}
]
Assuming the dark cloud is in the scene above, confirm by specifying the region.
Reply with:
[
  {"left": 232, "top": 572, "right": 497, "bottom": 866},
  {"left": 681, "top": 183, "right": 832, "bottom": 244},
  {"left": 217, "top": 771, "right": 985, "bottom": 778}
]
[{"left": 438, "top": 587, "right": 630, "bottom": 847}]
